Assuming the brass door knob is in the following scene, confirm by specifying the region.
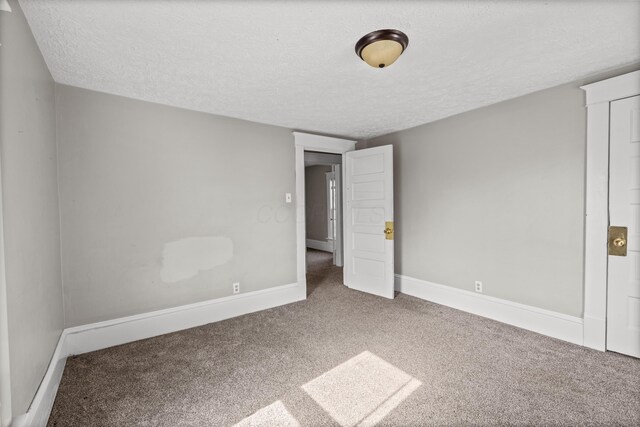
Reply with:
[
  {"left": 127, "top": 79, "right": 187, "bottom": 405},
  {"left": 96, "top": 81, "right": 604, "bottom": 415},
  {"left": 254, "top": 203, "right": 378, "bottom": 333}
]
[
  {"left": 609, "top": 226, "right": 628, "bottom": 256},
  {"left": 384, "top": 221, "right": 394, "bottom": 240},
  {"left": 613, "top": 237, "right": 626, "bottom": 247}
]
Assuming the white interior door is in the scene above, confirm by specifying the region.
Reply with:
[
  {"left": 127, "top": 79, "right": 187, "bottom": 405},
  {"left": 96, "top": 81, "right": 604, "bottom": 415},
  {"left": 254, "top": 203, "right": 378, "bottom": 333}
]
[
  {"left": 607, "top": 95, "right": 640, "bottom": 358},
  {"left": 344, "top": 145, "right": 394, "bottom": 299}
]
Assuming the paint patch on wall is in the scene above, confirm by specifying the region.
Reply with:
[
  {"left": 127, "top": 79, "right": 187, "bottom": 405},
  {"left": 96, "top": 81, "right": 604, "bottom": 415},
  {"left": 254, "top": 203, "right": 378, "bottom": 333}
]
[{"left": 160, "top": 237, "right": 233, "bottom": 283}]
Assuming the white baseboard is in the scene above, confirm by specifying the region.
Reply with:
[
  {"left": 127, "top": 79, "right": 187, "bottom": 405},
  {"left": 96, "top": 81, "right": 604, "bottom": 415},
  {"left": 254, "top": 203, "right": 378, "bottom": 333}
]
[
  {"left": 64, "top": 282, "right": 302, "bottom": 355},
  {"left": 11, "top": 335, "right": 66, "bottom": 427},
  {"left": 13, "top": 282, "right": 303, "bottom": 427},
  {"left": 395, "top": 274, "right": 584, "bottom": 345},
  {"left": 306, "top": 239, "right": 333, "bottom": 253}
]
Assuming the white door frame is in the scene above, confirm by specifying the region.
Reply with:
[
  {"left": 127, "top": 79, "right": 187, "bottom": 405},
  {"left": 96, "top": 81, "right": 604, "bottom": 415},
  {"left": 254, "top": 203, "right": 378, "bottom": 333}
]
[
  {"left": 0, "top": 152, "right": 12, "bottom": 426},
  {"left": 332, "top": 164, "right": 343, "bottom": 267},
  {"left": 325, "top": 170, "right": 335, "bottom": 244},
  {"left": 581, "top": 70, "right": 640, "bottom": 351},
  {"left": 293, "top": 132, "right": 356, "bottom": 298}
]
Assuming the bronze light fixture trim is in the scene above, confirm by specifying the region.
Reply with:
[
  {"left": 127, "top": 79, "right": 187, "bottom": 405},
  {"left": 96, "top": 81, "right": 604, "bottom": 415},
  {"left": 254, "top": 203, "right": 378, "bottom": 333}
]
[{"left": 355, "top": 29, "right": 409, "bottom": 68}]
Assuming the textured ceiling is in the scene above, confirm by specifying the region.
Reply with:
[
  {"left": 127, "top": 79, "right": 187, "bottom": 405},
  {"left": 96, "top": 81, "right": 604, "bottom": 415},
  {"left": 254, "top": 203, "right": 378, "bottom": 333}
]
[{"left": 19, "top": 0, "right": 640, "bottom": 139}]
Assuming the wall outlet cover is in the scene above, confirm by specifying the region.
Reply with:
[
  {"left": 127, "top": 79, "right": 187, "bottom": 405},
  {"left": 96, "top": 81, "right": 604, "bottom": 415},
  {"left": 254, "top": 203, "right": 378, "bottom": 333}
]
[{"left": 475, "top": 281, "right": 483, "bottom": 293}]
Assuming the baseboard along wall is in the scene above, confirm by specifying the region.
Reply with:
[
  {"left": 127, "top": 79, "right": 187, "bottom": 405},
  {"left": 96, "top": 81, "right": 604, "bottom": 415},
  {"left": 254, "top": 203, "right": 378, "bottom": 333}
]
[
  {"left": 13, "top": 282, "right": 304, "bottom": 427},
  {"left": 305, "top": 239, "right": 333, "bottom": 253},
  {"left": 395, "top": 274, "right": 584, "bottom": 345}
]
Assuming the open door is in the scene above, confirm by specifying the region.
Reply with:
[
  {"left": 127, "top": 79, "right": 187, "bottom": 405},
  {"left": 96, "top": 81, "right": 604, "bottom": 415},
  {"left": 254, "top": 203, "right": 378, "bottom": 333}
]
[{"left": 344, "top": 145, "right": 394, "bottom": 299}]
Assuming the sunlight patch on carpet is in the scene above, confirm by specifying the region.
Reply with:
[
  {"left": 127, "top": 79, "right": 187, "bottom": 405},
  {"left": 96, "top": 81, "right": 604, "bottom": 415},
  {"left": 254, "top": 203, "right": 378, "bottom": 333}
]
[
  {"left": 232, "top": 400, "right": 300, "bottom": 427},
  {"left": 301, "top": 351, "right": 422, "bottom": 426}
]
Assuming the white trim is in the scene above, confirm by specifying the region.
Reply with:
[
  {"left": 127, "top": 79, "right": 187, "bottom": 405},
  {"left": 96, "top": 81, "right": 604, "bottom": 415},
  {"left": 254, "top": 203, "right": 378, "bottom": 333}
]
[
  {"left": 326, "top": 171, "right": 334, "bottom": 243},
  {"left": 332, "top": 164, "right": 343, "bottom": 268},
  {"left": 306, "top": 239, "right": 333, "bottom": 253},
  {"left": 12, "top": 282, "right": 302, "bottom": 426},
  {"left": 295, "top": 145, "right": 308, "bottom": 293},
  {"left": 581, "top": 70, "right": 640, "bottom": 106},
  {"left": 583, "top": 315, "right": 607, "bottom": 351},
  {"left": 11, "top": 336, "right": 66, "bottom": 427},
  {"left": 293, "top": 132, "right": 355, "bottom": 154},
  {"left": 581, "top": 70, "right": 640, "bottom": 351},
  {"left": 396, "top": 275, "right": 584, "bottom": 345},
  {"left": 294, "top": 132, "right": 356, "bottom": 297},
  {"left": 582, "top": 101, "right": 610, "bottom": 351},
  {"left": 0, "top": 140, "right": 11, "bottom": 427},
  {"left": 63, "top": 282, "right": 301, "bottom": 355}
]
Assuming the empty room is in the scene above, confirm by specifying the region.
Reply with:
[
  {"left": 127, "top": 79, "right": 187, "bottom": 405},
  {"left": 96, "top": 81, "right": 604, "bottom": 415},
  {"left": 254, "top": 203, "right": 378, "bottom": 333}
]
[{"left": 1, "top": 0, "right": 639, "bottom": 426}]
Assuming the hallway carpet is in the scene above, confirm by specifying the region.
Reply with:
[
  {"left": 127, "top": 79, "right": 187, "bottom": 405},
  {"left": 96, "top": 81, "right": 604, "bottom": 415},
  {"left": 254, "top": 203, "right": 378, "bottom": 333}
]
[{"left": 48, "top": 250, "right": 639, "bottom": 426}]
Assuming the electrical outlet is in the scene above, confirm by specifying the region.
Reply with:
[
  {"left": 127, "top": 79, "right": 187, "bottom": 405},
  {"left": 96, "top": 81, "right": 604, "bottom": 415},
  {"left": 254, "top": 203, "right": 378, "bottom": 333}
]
[
  {"left": 233, "top": 282, "right": 240, "bottom": 294},
  {"left": 475, "top": 281, "right": 483, "bottom": 293}
]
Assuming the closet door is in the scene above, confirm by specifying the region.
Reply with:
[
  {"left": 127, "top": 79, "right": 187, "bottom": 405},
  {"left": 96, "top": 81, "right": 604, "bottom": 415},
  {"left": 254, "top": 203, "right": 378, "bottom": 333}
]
[{"left": 607, "top": 95, "right": 640, "bottom": 358}]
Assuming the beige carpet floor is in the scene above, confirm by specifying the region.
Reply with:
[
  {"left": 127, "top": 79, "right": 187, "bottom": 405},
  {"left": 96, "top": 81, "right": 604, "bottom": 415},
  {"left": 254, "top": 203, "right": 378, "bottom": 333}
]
[{"left": 48, "top": 249, "right": 640, "bottom": 426}]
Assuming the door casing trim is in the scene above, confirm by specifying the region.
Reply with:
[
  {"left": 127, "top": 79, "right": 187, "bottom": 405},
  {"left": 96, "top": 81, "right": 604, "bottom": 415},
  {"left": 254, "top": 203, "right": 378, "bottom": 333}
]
[
  {"left": 581, "top": 70, "right": 640, "bottom": 351},
  {"left": 0, "top": 136, "right": 12, "bottom": 427}
]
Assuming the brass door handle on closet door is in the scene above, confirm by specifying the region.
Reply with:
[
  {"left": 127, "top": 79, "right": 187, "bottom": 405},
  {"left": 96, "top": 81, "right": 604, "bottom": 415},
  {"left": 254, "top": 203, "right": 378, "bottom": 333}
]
[{"left": 608, "top": 226, "right": 627, "bottom": 256}]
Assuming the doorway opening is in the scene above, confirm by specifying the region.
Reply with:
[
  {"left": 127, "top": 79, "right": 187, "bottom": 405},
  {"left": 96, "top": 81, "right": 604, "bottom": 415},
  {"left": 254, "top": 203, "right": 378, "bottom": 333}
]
[
  {"left": 304, "top": 151, "right": 343, "bottom": 296},
  {"left": 304, "top": 151, "right": 342, "bottom": 265}
]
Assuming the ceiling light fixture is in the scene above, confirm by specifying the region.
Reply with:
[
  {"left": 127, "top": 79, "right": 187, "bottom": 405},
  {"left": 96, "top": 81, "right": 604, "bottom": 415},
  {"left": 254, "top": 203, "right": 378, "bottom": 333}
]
[{"left": 355, "top": 29, "right": 409, "bottom": 69}]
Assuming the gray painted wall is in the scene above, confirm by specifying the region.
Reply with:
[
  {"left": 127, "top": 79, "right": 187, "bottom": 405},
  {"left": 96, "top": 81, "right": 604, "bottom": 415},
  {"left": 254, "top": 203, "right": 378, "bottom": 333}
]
[
  {"left": 0, "top": 0, "right": 64, "bottom": 417},
  {"left": 361, "top": 83, "right": 586, "bottom": 317},
  {"left": 55, "top": 85, "right": 297, "bottom": 327},
  {"left": 305, "top": 166, "right": 332, "bottom": 242}
]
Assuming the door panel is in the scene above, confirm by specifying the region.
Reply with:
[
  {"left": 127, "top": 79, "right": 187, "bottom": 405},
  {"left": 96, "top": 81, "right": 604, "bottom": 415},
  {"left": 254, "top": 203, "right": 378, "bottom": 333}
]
[
  {"left": 344, "top": 146, "right": 394, "bottom": 299},
  {"left": 607, "top": 95, "right": 640, "bottom": 358}
]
